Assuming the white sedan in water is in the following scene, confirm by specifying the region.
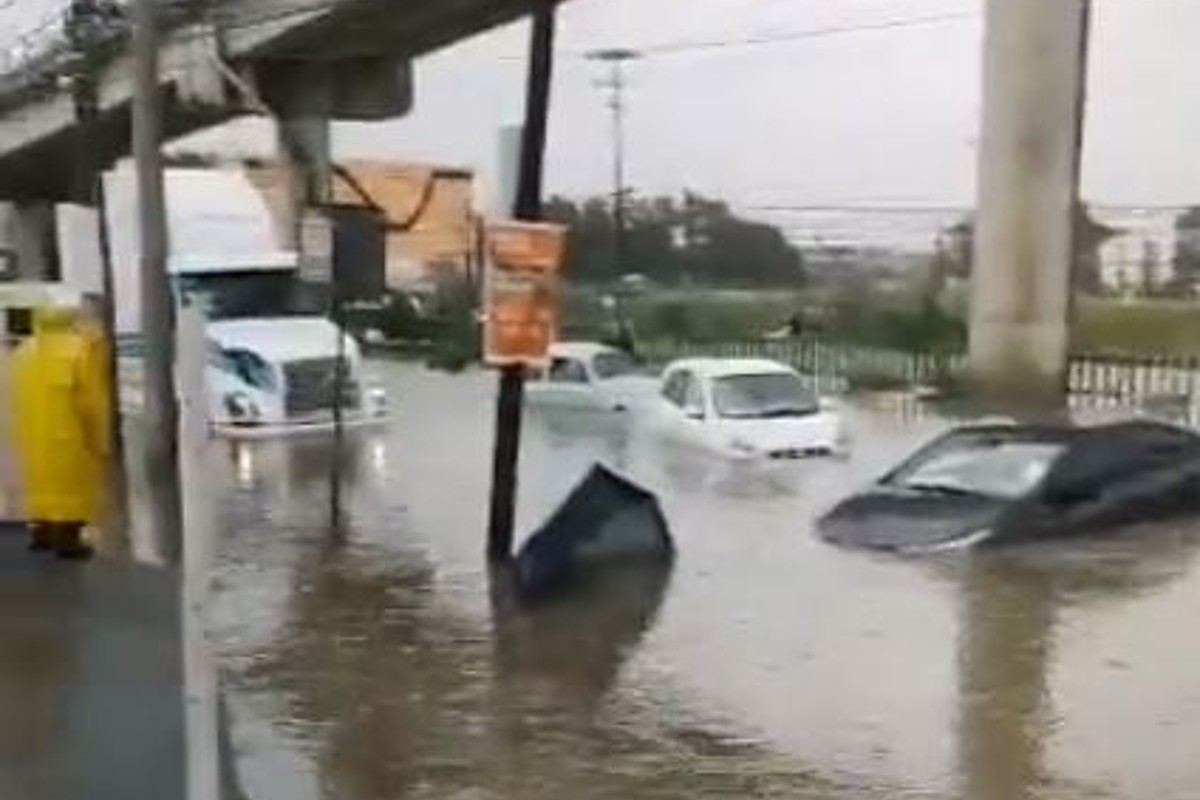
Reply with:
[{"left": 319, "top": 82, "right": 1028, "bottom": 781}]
[
  {"left": 650, "top": 358, "right": 847, "bottom": 460},
  {"left": 525, "top": 342, "right": 660, "bottom": 413}
]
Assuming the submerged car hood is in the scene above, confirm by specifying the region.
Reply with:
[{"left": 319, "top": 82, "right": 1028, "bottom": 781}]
[{"left": 817, "top": 486, "right": 1006, "bottom": 553}]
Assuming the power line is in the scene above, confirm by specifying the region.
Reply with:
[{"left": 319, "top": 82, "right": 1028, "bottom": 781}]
[{"left": 631, "top": 11, "right": 978, "bottom": 56}]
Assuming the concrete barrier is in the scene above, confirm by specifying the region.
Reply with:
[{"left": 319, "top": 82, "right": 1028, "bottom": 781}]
[{"left": 0, "top": 336, "right": 21, "bottom": 521}]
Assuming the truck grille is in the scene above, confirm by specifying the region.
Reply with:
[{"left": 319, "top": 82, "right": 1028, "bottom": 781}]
[{"left": 283, "top": 357, "right": 360, "bottom": 417}]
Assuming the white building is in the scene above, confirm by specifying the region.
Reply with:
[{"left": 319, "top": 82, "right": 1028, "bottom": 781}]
[{"left": 1093, "top": 209, "right": 1177, "bottom": 294}]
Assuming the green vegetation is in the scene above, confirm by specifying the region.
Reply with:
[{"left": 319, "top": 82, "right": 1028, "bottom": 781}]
[
  {"left": 545, "top": 194, "right": 804, "bottom": 288},
  {"left": 563, "top": 287, "right": 1200, "bottom": 359},
  {"left": 1076, "top": 299, "right": 1200, "bottom": 357}
]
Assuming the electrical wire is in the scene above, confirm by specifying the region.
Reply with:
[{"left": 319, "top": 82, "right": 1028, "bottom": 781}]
[{"left": 0, "top": 0, "right": 981, "bottom": 84}]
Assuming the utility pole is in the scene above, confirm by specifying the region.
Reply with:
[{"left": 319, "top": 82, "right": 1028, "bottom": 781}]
[
  {"left": 486, "top": 3, "right": 557, "bottom": 563},
  {"left": 588, "top": 48, "right": 639, "bottom": 280},
  {"left": 66, "top": 0, "right": 129, "bottom": 546},
  {"left": 132, "top": 0, "right": 183, "bottom": 564}
]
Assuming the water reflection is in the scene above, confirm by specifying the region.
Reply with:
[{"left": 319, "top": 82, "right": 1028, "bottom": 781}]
[
  {"left": 488, "top": 564, "right": 672, "bottom": 717},
  {"left": 225, "top": 436, "right": 374, "bottom": 495},
  {"left": 952, "top": 525, "right": 1200, "bottom": 800},
  {"left": 956, "top": 558, "right": 1056, "bottom": 800},
  {"left": 212, "top": 364, "right": 1200, "bottom": 800}
]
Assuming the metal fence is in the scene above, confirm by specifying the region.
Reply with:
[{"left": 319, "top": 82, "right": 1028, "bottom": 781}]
[{"left": 638, "top": 339, "right": 1200, "bottom": 402}]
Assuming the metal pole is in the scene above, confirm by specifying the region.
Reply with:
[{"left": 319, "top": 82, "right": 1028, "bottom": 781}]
[
  {"left": 610, "top": 59, "right": 627, "bottom": 278},
  {"left": 1063, "top": 0, "right": 1093, "bottom": 390},
  {"left": 132, "top": 0, "right": 182, "bottom": 564},
  {"left": 330, "top": 285, "right": 345, "bottom": 534},
  {"left": 67, "top": 0, "right": 129, "bottom": 546},
  {"left": 486, "top": 3, "right": 556, "bottom": 563},
  {"left": 588, "top": 48, "right": 639, "bottom": 280}
]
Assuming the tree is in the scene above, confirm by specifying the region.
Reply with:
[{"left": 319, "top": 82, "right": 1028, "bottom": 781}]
[{"left": 545, "top": 193, "right": 804, "bottom": 287}]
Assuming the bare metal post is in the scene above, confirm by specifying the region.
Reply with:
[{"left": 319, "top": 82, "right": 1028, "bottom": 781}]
[
  {"left": 132, "top": 0, "right": 182, "bottom": 563},
  {"left": 330, "top": 285, "right": 346, "bottom": 534},
  {"left": 487, "top": 3, "right": 556, "bottom": 563},
  {"left": 66, "top": 0, "right": 130, "bottom": 545}
]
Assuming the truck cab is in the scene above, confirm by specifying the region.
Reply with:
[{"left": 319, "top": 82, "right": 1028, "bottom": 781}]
[{"left": 103, "top": 163, "right": 388, "bottom": 437}]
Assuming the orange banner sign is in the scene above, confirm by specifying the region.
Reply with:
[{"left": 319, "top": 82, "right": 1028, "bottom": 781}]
[{"left": 483, "top": 220, "right": 566, "bottom": 367}]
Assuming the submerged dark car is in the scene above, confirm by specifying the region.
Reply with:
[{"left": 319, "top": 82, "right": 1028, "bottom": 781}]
[{"left": 817, "top": 419, "right": 1200, "bottom": 553}]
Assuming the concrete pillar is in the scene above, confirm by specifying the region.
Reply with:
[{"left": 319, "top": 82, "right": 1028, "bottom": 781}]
[
  {"left": 278, "top": 114, "right": 332, "bottom": 284},
  {"left": 969, "top": 0, "right": 1090, "bottom": 401},
  {"left": 264, "top": 61, "right": 335, "bottom": 280},
  {"left": 0, "top": 202, "right": 54, "bottom": 280}
]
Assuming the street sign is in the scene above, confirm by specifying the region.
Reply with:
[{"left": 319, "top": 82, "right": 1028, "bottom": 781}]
[{"left": 482, "top": 220, "right": 566, "bottom": 367}]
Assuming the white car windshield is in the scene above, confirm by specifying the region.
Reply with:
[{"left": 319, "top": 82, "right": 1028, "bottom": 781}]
[
  {"left": 890, "top": 440, "right": 1065, "bottom": 500},
  {"left": 593, "top": 351, "right": 637, "bottom": 380},
  {"left": 711, "top": 372, "right": 819, "bottom": 419}
]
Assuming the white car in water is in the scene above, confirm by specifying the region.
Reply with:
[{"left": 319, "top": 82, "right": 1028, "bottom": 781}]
[
  {"left": 651, "top": 358, "right": 846, "bottom": 460},
  {"left": 525, "top": 342, "right": 660, "bottom": 413}
]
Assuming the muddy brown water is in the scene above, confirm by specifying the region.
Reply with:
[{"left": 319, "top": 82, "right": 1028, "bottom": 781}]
[{"left": 207, "top": 363, "right": 1200, "bottom": 800}]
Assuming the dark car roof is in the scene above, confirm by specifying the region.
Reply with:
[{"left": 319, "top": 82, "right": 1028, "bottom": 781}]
[
  {"left": 883, "top": 419, "right": 1200, "bottom": 487},
  {"left": 922, "top": 419, "right": 1197, "bottom": 450}
]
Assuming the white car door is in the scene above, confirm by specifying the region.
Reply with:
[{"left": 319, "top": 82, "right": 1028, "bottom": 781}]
[{"left": 656, "top": 369, "right": 712, "bottom": 450}]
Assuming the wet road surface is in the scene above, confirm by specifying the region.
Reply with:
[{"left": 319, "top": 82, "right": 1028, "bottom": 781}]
[
  {"left": 210, "top": 362, "right": 1200, "bottom": 800},
  {"left": 0, "top": 526, "right": 184, "bottom": 800}
]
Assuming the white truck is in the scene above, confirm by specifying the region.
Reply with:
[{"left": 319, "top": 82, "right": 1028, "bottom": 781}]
[{"left": 101, "top": 163, "right": 388, "bottom": 438}]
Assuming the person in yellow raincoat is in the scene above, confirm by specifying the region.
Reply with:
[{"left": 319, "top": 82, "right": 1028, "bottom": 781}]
[{"left": 8, "top": 305, "right": 111, "bottom": 559}]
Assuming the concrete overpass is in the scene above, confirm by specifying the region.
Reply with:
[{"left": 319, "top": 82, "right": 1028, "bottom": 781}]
[
  {"left": 0, "top": 0, "right": 542, "bottom": 199},
  {"left": 0, "top": 0, "right": 1097, "bottom": 399}
]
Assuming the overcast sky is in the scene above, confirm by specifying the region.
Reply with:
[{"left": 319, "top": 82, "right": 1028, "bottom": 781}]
[{"left": 152, "top": 0, "right": 1200, "bottom": 244}]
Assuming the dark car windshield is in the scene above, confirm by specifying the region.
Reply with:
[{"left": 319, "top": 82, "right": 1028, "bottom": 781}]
[
  {"left": 886, "top": 436, "right": 1066, "bottom": 500},
  {"left": 593, "top": 351, "right": 637, "bottom": 380},
  {"left": 711, "top": 372, "right": 818, "bottom": 419},
  {"left": 177, "top": 271, "right": 326, "bottom": 321}
]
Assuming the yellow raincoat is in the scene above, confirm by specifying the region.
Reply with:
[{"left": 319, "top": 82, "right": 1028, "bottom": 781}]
[{"left": 8, "top": 307, "right": 111, "bottom": 524}]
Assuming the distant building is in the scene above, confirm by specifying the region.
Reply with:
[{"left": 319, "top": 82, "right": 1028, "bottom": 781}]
[
  {"left": 937, "top": 208, "right": 1122, "bottom": 295},
  {"left": 246, "top": 159, "right": 478, "bottom": 292},
  {"left": 1092, "top": 209, "right": 1177, "bottom": 294}
]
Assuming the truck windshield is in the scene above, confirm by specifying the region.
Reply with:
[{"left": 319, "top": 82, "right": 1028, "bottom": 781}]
[{"left": 177, "top": 271, "right": 326, "bottom": 321}]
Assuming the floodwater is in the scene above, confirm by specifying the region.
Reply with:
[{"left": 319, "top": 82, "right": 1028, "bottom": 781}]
[{"left": 208, "top": 362, "right": 1200, "bottom": 800}]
